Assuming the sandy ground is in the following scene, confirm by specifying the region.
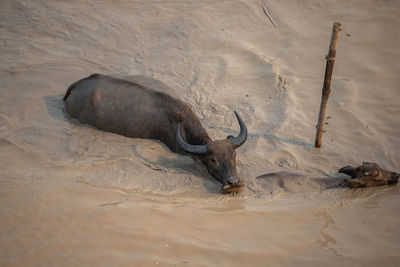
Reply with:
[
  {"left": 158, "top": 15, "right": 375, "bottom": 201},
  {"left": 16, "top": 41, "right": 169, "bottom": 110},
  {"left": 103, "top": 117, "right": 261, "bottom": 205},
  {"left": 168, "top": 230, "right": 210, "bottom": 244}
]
[{"left": 1, "top": 0, "right": 400, "bottom": 266}]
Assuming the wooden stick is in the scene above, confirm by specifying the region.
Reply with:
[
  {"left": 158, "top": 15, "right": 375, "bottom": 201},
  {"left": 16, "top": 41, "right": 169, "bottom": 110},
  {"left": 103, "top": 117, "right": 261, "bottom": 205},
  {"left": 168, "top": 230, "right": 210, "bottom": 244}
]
[{"left": 315, "top": 22, "right": 343, "bottom": 148}]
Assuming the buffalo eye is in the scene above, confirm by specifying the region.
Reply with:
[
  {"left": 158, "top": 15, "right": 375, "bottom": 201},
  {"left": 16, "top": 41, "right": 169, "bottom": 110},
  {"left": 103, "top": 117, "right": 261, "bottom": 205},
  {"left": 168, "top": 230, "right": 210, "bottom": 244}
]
[{"left": 211, "top": 158, "right": 217, "bottom": 163}]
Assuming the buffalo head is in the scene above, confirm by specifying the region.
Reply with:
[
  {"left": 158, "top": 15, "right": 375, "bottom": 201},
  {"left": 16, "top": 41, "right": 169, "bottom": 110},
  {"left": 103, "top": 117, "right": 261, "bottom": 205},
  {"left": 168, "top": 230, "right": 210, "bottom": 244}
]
[{"left": 176, "top": 111, "right": 247, "bottom": 192}]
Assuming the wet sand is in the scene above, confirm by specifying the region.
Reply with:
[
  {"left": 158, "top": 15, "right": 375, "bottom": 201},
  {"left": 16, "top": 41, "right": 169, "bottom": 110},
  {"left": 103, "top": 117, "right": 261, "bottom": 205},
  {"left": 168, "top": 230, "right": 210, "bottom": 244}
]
[{"left": 1, "top": 0, "right": 399, "bottom": 266}]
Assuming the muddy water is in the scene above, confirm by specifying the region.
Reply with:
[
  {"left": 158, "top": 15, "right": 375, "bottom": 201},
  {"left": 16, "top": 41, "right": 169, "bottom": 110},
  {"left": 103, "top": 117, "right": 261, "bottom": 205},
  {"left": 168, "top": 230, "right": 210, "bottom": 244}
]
[{"left": 1, "top": 0, "right": 400, "bottom": 266}]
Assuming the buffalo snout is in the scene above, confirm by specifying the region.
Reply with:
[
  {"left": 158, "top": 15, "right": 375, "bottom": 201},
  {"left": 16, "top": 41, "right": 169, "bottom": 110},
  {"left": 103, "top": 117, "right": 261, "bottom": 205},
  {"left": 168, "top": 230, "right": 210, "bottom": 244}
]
[{"left": 222, "top": 176, "right": 243, "bottom": 192}]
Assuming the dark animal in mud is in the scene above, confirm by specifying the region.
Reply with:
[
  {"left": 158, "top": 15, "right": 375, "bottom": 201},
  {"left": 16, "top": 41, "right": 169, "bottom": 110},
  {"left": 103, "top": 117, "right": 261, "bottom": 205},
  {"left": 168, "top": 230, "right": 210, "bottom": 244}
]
[
  {"left": 63, "top": 74, "right": 248, "bottom": 192},
  {"left": 339, "top": 162, "right": 399, "bottom": 188}
]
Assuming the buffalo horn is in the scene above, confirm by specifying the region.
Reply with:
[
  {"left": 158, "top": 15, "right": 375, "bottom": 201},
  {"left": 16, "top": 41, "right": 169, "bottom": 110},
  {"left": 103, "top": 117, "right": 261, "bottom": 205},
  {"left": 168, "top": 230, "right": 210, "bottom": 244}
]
[
  {"left": 176, "top": 123, "right": 208, "bottom": 154},
  {"left": 227, "top": 111, "right": 248, "bottom": 148}
]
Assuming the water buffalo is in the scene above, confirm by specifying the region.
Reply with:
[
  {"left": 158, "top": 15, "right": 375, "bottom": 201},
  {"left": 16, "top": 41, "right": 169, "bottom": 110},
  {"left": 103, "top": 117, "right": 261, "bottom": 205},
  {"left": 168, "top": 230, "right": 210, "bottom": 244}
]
[
  {"left": 339, "top": 162, "right": 399, "bottom": 188},
  {"left": 63, "top": 74, "right": 248, "bottom": 192}
]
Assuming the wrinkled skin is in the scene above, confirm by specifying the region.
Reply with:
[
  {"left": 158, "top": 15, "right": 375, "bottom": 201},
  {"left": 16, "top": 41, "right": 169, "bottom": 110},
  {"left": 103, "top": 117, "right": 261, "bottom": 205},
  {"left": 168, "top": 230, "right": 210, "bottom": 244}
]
[
  {"left": 339, "top": 162, "right": 400, "bottom": 188},
  {"left": 64, "top": 74, "right": 247, "bottom": 193}
]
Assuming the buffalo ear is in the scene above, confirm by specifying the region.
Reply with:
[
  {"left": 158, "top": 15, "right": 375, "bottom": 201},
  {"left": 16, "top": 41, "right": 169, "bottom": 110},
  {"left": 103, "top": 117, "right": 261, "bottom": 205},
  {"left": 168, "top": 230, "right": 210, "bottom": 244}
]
[{"left": 338, "top": 166, "right": 357, "bottom": 178}]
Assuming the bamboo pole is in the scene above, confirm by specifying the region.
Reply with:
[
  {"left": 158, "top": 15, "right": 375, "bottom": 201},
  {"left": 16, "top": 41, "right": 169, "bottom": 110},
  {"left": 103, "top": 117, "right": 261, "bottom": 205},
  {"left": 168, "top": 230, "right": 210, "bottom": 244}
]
[{"left": 315, "top": 22, "right": 343, "bottom": 148}]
